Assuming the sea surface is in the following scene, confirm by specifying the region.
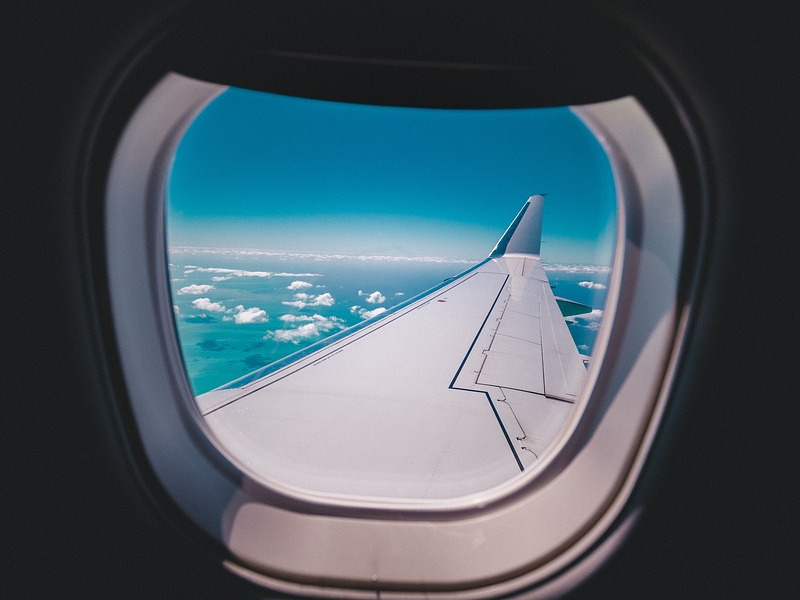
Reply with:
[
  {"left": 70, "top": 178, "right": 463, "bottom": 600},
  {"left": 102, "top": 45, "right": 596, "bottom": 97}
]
[{"left": 168, "top": 248, "right": 611, "bottom": 395}]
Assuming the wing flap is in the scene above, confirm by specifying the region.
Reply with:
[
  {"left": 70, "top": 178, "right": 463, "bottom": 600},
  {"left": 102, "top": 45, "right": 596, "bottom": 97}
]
[
  {"left": 540, "top": 280, "right": 589, "bottom": 401},
  {"left": 477, "top": 334, "right": 545, "bottom": 394}
]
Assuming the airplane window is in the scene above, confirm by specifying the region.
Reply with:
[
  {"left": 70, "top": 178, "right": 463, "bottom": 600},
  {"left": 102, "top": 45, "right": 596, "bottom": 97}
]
[
  {"left": 164, "top": 85, "right": 617, "bottom": 500},
  {"left": 105, "top": 64, "right": 688, "bottom": 597}
]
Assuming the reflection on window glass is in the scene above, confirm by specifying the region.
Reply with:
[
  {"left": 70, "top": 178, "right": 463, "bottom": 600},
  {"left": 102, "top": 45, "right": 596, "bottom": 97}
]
[{"left": 165, "top": 86, "right": 617, "bottom": 499}]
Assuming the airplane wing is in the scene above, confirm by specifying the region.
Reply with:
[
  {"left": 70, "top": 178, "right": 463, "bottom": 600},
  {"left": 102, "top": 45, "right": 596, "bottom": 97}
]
[{"left": 196, "top": 195, "right": 588, "bottom": 499}]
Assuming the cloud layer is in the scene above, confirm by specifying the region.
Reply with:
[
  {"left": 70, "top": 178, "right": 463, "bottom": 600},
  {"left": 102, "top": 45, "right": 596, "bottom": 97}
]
[
  {"left": 188, "top": 266, "right": 322, "bottom": 279},
  {"left": 542, "top": 264, "right": 612, "bottom": 274},
  {"left": 170, "top": 246, "right": 474, "bottom": 264}
]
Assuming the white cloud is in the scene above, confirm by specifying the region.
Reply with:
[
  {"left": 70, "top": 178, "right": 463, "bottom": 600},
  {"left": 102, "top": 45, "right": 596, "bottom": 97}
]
[
  {"left": 282, "top": 292, "right": 335, "bottom": 309},
  {"left": 231, "top": 305, "right": 268, "bottom": 324},
  {"left": 395, "top": 292, "right": 405, "bottom": 297},
  {"left": 578, "top": 281, "right": 607, "bottom": 290},
  {"left": 314, "top": 292, "right": 335, "bottom": 306},
  {"left": 278, "top": 314, "right": 315, "bottom": 323},
  {"left": 265, "top": 324, "right": 319, "bottom": 343},
  {"left": 350, "top": 305, "right": 388, "bottom": 320},
  {"left": 191, "top": 297, "right": 226, "bottom": 312},
  {"left": 265, "top": 315, "right": 345, "bottom": 344},
  {"left": 362, "top": 307, "right": 387, "bottom": 319},
  {"left": 211, "top": 276, "right": 232, "bottom": 282},
  {"left": 178, "top": 284, "right": 215, "bottom": 295},
  {"left": 282, "top": 313, "right": 333, "bottom": 323},
  {"left": 287, "top": 280, "right": 313, "bottom": 291},
  {"left": 358, "top": 290, "right": 386, "bottom": 304},
  {"left": 573, "top": 309, "right": 604, "bottom": 331},
  {"left": 173, "top": 305, "right": 180, "bottom": 315}
]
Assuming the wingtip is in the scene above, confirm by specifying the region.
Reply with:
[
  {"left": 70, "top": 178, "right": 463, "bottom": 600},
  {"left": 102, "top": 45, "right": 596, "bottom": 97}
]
[{"left": 490, "top": 196, "right": 544, "bottom": 258}]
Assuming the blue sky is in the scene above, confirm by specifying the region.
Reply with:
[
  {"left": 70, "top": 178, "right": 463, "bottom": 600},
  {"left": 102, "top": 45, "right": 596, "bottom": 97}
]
[{"left": 167, "top": 87, "right": 616, "bottom": 264}]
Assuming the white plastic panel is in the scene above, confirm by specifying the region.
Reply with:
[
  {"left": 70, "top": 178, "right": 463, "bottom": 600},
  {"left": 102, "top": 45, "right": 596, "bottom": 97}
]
[{"left": 106, "top": 73, "right": 686, "bottom": 598}]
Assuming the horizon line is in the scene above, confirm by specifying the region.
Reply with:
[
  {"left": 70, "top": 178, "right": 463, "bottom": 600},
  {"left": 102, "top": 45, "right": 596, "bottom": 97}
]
[{"left": 168, "top": 245, "right": 612, "bottom": 270}]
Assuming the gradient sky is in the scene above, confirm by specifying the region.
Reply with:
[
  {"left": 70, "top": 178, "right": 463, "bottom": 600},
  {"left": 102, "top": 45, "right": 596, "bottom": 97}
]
[{"left": 168, "top": 87, "right": 617, "bottom": 264}]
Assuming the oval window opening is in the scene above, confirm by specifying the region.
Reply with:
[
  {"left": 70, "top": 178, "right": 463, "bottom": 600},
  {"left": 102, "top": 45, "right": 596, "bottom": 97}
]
[{"left": 165, "top": 83, "right": 621, "bottom": 501}]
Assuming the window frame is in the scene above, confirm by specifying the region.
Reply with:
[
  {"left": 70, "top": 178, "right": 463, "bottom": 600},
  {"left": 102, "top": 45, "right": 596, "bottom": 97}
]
[{"left": 98, "top": 5, "right": 707, "bottom": 595}]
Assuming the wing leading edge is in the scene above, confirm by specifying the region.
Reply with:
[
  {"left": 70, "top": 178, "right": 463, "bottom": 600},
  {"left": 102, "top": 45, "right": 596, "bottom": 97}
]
[{"left": 197, "top": 195, "right": 588, "bottom": 499}]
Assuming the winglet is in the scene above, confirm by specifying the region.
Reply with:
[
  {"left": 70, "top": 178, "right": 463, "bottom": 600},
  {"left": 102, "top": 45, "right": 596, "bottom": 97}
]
[{"left": 490, "top": 195, "right": 544, "bottom": 257}]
